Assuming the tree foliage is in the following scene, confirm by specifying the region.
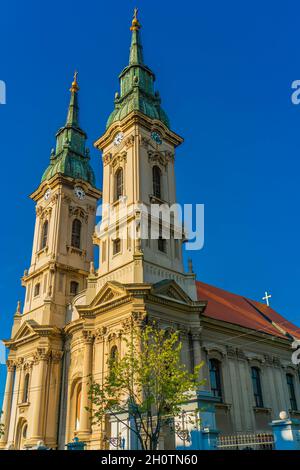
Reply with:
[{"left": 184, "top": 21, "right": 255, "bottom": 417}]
[{"left": 89, "top": 323, "right": 205, "bottom": 450}]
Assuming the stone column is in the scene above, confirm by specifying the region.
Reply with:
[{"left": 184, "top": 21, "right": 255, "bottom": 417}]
[
  {"left": 78, "top": 331, "right": 94, "bottom": 437},
  {"left": 0, "top": 360, "right": 15, "bottom": 447},
  {"left": 191, "top": 329, "right": 206, "bottom": 387},
  {"left": 30, "top": 349, "right": 49, "bottom": 441},
  {"left": 18, "top": 366, "right": 25, "bottom": 404}
]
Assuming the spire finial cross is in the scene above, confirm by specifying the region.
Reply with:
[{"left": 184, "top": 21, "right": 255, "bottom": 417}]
[
  {"left": 70, "top": 70, "right": 79, "bottom": 93},
  {"left": 130, "top": 7, "right": 141, "bottom": 31},
  {"left": 262, "top": 291, "right": 272, "bottom": 307}
]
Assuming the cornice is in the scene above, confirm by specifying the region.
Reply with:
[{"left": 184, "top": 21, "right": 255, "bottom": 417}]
[
  {"left": 22, "top": 260, "right": 90, "bottom": 284},
  {"left": 29, "top": 174, "right": 102, "bottom": 202},
  {"left": 94, "top": 111, "right": 183, "bottom": 150},
  {"left": 201, "top": 316, "right": 292, "bottom": 349}
]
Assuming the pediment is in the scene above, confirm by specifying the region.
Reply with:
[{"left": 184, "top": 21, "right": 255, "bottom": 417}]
[
  {"left": 5, "top": 321, "right": 61, "bottom": 347},
  {"left": 152, "top": 280, "right": 193, "bottom": 305},
  {"left": 88, "top": 281, "right": 128, "bottom": 308},
  {"left": 12, "top": 320, "right": 39, "bottom": 342}
]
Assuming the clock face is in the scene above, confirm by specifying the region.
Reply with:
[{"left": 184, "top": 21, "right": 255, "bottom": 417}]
[
  {"left": 44, "top": 189, "right": 51, "bottom": 201},
  {"left": 113, "top": 132, "right": 124, "bottom": 146},
  {"left": 74, "top": 186, "right": 85, "bottom": 200},
  {"left": 151, "top": 131, "right": 162, "bottom": 145}
]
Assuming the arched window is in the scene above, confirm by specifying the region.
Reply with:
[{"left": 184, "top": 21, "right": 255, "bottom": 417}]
[
  {"left": 286, "top": 374, "right": 297, "bottom": 410},
  {"left": 75, "top": 384, "right": 82, "bottom": 431},
  {"left": 23, "top": 374, "right": 30, "bottom": 403},
  {"left": 153, "top": 166, "right": 162, "bottom": 199},
  {"left": 209, "top": 359, "right": 223, "bottom": 400},
  {"left": 70, "top": 281, "right": 79, "bottom": 295},
  {"left": 251, "top": 367, "right": 264, "bottom": 408},
  {"left": 115, "top": 168, "right": 124, "bottom": 200},
  {"left": 71, "top": 219, "right": 81, "bottom": 249},
  {"left": 41, "top": 220, "right": 48, "bottom": 249},
  {"left": 109, "top": 346, "right": 119, "bottom": 380},
  {"left": 110, "top": 345, "right": 118, "bottom": 362}
]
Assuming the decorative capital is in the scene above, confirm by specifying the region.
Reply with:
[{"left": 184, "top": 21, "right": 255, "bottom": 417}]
[
  {"left": 15, "top": 357, "right": 24, "bottom": 370},
  {"left": 6, "top": 359, "right": 15, "bottom": 372},
  {"left": 190, "top": 326, "right": 202, "bottom": 339},
  {"left": 33, "top": 348, "right": 51, "bottom": 364},
  {"left": 82, "top": 330, "right": 94, "bottom": 344},
  {"left": 51, "top": 350, "right": 63, "bottom": 363}
]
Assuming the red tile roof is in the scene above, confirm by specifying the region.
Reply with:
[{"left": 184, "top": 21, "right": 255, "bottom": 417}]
[{"left": 196, "top": 280, "right": 300, "bottom": 340}]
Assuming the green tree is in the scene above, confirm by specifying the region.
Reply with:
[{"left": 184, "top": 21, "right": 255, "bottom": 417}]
[{"left": 89, "top": 323, "right": 205, "bottom": 450}]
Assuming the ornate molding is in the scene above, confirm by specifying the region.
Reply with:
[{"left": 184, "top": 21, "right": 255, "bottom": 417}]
[
  {"left": 15, "top": 358, "right": 24, "bottom": 370},
  {"left": 190, "top": 329, "right": 202, "bottom": 341},
  {"left": 23, "top": 360, "right": 34, "bottom": 371},
  {"left": 111, "top": 151, "right": 127, "bottom": 168},
  {"left": 82, "top": 330, "right": 94, "bottom": 344},
  {"left": 102, "top": 152, "right": 112, "bottom": 166},
  {"left": 148, "top": 150, "right": 167, "bottom": 169},
  {"left": 69, "top": 205, "right": 89, "bottom": 223},
  {"left": 6, "top": 359, "right": 15, "bottom": 372},
  {"left": 52, "top": 350, "right": 63, "bottom": 363},
  {"left": 36, "top": 205, "right": 52, "bottom": 220},
  {"left": 124, "top": 135, "right": 135, "bottom": 148},
  {"left": 95, "top": 326, "right": 108, "bottom": 341},
  {"left": 236, "top": 348, "right": 247, "bottom": 361},
  {"left": 33, "top": 348, "right": 51, "bottom": 364}
]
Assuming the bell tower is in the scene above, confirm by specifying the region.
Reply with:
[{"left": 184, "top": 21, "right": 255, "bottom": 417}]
[
  {"left": 21, "top": 73, "right": 101, "bottom": 328},
  {"left": 93, "top": 10, "right": 196, "bottom": 299},
  {"left": 0, "top": 74, "right": 101, "bottom": 450}
]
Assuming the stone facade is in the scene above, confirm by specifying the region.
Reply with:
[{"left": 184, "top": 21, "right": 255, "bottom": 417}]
[{"left": 1, "top": 11, "right": 299, "bottom": 451}]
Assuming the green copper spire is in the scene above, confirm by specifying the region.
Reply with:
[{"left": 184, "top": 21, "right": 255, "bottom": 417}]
[
  {"left": 129, "top": 9, "right": 144, "bottom": 65},
  {"left": 66, "top": 71, "right": 80, "bottom": 126},
  {"left": 106, "top": 9, "right": 170, "bottom": 129},
  {"left": 41, "top": 72, "right": 96, "bottom": 186}
]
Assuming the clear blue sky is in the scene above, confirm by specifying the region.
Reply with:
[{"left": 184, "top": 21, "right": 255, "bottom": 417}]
[{"left": 1, "top": 0, "right": 300, "bottom": 406}]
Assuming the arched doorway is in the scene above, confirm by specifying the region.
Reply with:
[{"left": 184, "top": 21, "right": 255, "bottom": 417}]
[{"left": 15, "top": 418, "right": 28, "bottom": 449}]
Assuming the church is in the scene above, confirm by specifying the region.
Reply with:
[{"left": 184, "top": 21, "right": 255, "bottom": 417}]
[{"left": 1, "top": 11, "right": 300, "bottom": 450}]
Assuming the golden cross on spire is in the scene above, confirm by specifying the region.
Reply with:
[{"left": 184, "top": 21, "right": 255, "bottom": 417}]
[
  {"left": 130, "top": 7, "right": 141, "bottom": 31},
  {"left": 70, "top": 70, "right": 79, "bottom": 93}
]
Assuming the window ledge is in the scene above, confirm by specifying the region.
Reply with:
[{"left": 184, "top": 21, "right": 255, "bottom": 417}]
[
  {"left": 149, "top": 194, "right": 167, "bottom": 205},
  {"left": 18, "top": 401, "right": 30, "bottom": 408},
  {"left": 66, "top": 245, "right": 86, "bottom": 257},
  {"left": 253, "top": 406, "right": 272, "bottom": 414},
  {"left": 112, "top": 196, "right": 127, "bottom": 207},
  {"left": 215, "top": 402, "right": 232, "bottom": 410},
  {"left": 36, "top": 246, "right": 48, "bottom": 256}
]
